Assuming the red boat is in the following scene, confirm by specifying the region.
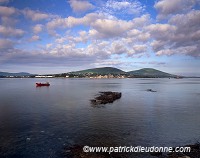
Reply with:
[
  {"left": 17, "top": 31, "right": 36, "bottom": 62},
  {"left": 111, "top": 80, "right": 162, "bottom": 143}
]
[{"left": 36, "top": 82, "right": 50, "bottom": 87}]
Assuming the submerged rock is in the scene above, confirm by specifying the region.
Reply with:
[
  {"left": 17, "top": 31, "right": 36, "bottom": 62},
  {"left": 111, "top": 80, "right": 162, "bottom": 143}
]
[
  {"left": 146, "top": 89, "right": 157, "bottom": 92},
  {"left": 90, "top": 91, "right": 122, "bottom": 105}
]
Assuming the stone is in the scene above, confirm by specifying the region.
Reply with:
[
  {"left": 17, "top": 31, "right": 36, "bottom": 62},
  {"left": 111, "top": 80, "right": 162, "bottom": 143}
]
[{"left": 90, "top": 91, "right": 121, "bottom": 105}]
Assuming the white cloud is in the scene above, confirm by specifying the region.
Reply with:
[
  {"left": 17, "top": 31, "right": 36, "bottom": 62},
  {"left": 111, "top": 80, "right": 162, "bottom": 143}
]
[
  {"left": 102, "top": 0, "right": 144, "bottom": 16},
  {"left": 154, "top": 0, "right": 196, "bottom": 19},
  {"left": 66, "top": 31, "right": 89, "bottom": 43},
  {"left": 169, "top": 10, "right": 200, "bottom": 33},
  {"left": 0, "top": 6, "right": 17, "bottom": 16},
  {"left": 133, "top": 44, "right": 147, "bottom": 53},
  {"left": 47, "top": 13, "right": 150, "bottom": 39},
  {"left": 22, "top": 9, "right": 55, "bottom": 21},
  {"left": 132, "top": 14, "right": 150, "bottom": 27},
  {"left": 69, "top": 0, "right": 94, "bottom": 13},
  {"left": 147, "top": 10, "right": 200, "bottom": 57},
  {"left": 111, "top": 41, "right": 128, "bottom": 54},
  {"left": 0, "top": 25, "right": 25, "bottom": 37},
  {"left": 29, "top": 35, "right": 40, "bottom": 42},
  {"left": 90, "top": 18, "right": 133, "bottom": 39},
  {"left": 45, "top": 12, "right": 151, "bottom": 59},
  {"left": 1, "top": 16, "right": 18, "bottom": 26},
  {"left": 46, "top": 13, "right": 101, "bottom": 32},
  {"left": 146, "top": 23, "right": 177, "bottom": 39},
  {"left": 33, "top": 24, "right": 43, "bottom": 34},
  {"left": 156, "top": 45, "right": 199, "bottom": 57}
]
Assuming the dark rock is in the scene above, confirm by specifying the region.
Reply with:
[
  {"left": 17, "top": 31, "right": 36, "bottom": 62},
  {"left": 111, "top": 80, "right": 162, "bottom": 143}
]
[
  {"left": 187, "top": 143, "right": 200, "bottom": 150},
  {"left": 146, "top": 89, "right": 157, "bottom": 92},
  {"left": 91, "top": 91, "right": 121, "bottom": 105}
]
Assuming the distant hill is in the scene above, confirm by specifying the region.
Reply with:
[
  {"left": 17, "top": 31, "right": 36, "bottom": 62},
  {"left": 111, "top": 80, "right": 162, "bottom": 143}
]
[
  {"left": 68, "top": 67, "right": 177, "bottom": 78},
  {"left": 0, "top": 72, "right": 32, "bottom": 77},
  {"left": 69, "top": 67, "right": 126, "bottom": 75},
  {"left": 0, "top": 67, "right": 179, "bottom": 78},
  {"left": 128, "top": 68, "right": 176, "bottom": 77}
]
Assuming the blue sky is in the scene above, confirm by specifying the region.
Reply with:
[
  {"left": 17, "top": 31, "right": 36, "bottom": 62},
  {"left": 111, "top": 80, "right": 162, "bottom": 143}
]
[{"left": 0, "top": 0, "right": 199, "bottom": 76}]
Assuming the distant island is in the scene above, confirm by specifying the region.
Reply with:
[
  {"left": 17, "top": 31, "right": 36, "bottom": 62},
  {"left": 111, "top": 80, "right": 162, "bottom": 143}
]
[{"left": 0, "top": 67, "right": 184, "bottom": 78}]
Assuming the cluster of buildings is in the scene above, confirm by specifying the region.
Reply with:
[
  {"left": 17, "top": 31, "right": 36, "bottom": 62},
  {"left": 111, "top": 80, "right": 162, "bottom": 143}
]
[{"left": 86, "top": 74, "right": 126, "bottom": 79}]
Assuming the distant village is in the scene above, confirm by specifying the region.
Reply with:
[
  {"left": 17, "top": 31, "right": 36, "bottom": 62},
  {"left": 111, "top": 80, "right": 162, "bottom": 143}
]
[
  {"left": 0, "top": 73, "right": 134, "bottom": 78},
  {"left": 33, "top": 73, "right": 128, "bottom": 78}
]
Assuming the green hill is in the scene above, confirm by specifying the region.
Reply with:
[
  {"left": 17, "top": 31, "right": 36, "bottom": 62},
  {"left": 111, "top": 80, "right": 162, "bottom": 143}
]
[
  {"left": 69, "top": 67, "right": 126, "bottom": 75},
  {"left": 128, "top": 68, "right": 176, "bottom": 77},
  {"left": 68, "top": 67, "right": 177, "bottom": 78}
]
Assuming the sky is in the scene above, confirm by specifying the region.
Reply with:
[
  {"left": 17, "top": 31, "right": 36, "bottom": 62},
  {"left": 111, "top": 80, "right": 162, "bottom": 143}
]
[{"left": 0, "top": 0, "right": 200, "bottom": 76}]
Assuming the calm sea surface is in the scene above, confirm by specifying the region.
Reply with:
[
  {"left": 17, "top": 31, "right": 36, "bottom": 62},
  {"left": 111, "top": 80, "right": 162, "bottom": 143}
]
[{"left": 0, "top": 78, "right": 199, "bottom": 157}]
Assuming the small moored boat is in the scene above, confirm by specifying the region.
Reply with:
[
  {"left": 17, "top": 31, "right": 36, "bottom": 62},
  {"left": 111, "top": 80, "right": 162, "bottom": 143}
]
[{"left": 36, "top": 82, "right": 50, "bottom": 87}]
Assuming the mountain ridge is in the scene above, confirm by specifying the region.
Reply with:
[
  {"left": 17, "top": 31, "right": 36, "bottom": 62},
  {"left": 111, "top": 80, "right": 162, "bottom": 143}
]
[
  {"left": 128, "top": 68, "right": 176, "bottom": 77},
  {"left": 68, "top": 67, "right": 177, "bottom": 78},
  {"left": 69, "top": 67, "right": 126, "bottom": 75}
]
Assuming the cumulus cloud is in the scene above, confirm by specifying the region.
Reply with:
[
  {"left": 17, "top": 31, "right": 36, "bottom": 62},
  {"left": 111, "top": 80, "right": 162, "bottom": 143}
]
[
  {"left": 0, "top": 6, "right": 17, "bottom": 16},
  {"left": 154, "top": 0, "right": 196, "bottom": 19},
  {"left": 111, "top": 41, "right": 128, "bottom": 54},
  {"left": 133, "top": 44, "right": 147, "bottom": 53},
  {"left": 90, "top": 18, "right": 133, "bottom": 39},
  {"left": 1, "top": 16, "right": 18, "bottom": 26},
  {"left": 126, "top": 29, "right": 150, "bottom": 44},
  {"left": 47, "top": 12, "right": 150, "bottom": 40},
  {"left": 22, "top": 8, "right": 55, "bottom": 21},
  {"left": 146, "top": 23, "right": 176, "bottom": 40},
  {"left": 45, "top": 11, "right": 151, "bottom": 60},
  {"left": 132, "top": 14, "right": 150, "bottom": 27},
  {"left": 69, "top": 0, "right": 94, "bottom": 13},
  {"left": 0, "top": 25, "right": 25, "bottom": 37},
  {"left": 147, "top": 10, "right": 200, "bottom": 57},
  {"left": 156, "top": 45, "right": 199, "bottom": 57},
  {"left": 169, "top": 10, "right": 200, "bottom": 34},
  {"left": 46, "top": 13, "right": 101, "bottom": 31},
  {"left": 66, "top": 30, "right": 88, "bottom": 44},
  {"left": 33, "top": 24, "right": 43, "bottom": 34}
]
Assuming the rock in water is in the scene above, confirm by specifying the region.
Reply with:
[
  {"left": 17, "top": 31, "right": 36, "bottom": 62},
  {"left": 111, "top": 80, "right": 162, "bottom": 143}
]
[
  {"left": 90, "top": 91, "right": 121, "bottom": 105},
  {"left": 146, "top": 89, "right": 157, "bottom": 92}
]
